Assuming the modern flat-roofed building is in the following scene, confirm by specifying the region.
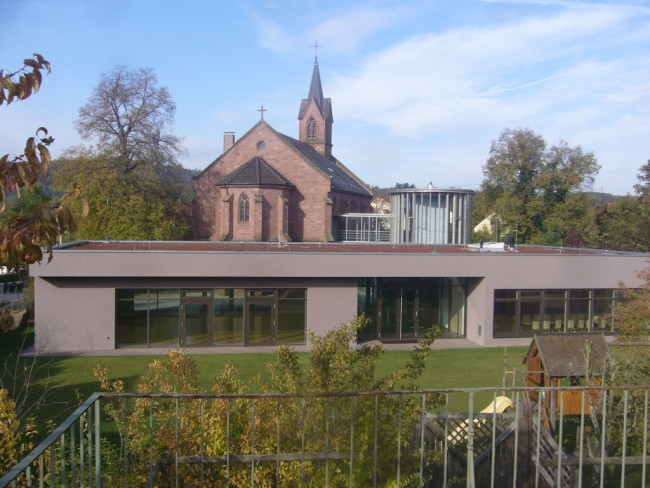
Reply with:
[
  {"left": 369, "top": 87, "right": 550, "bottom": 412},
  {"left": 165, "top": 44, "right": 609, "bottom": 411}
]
[{"left": 29, "top": 240, "right": 646, "bottom": 352}]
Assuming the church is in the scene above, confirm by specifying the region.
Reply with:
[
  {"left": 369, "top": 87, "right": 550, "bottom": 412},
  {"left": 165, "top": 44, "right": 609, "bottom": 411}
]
[{"left": 191, "top": 59, "right": 372, "bottom": 242}]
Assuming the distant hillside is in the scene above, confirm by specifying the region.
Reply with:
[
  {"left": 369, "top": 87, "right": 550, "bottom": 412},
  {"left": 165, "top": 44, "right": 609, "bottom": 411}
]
[{"left": 583, "top": 191, "right": 622, "bottom": 205}]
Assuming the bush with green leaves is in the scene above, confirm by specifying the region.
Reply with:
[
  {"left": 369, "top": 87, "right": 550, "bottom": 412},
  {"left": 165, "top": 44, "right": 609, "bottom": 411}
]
[{"left": 94, "top": 317, "right": 441, "bottom": 486}]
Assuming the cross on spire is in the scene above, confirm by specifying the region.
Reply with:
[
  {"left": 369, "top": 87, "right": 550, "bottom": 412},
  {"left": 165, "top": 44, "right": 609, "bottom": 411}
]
[
  {"left": 258, "top": 105, "right": 267, "bottom": 120},
  {"left": 312, "top": 41, "right": 322, "bottom": 62}
]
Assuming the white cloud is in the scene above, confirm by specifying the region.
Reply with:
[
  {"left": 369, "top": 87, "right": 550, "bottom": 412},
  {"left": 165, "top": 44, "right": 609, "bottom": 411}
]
[
  {"left": 253, "top": 15, "right": 295, "bottom": 56},
  {"left": 323, "top": 2, "right": 650, "bottom": 193},
  {"left": 307, "top": 5, "right": 414, "bottom": 54}
]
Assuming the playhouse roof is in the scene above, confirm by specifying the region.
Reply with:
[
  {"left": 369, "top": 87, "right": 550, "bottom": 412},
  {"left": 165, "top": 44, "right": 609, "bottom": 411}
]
[{"left": 525, "top": 334, "right": 609, "bottom": 377}]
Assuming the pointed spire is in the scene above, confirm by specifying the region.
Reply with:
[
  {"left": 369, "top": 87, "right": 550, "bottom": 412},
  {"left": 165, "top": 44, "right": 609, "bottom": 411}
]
[{"left": 308, "top": 59, "right": 324, "bottom": 110}]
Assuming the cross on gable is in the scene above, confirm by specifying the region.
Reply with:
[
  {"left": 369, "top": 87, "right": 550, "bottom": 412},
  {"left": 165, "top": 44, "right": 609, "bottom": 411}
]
[{"left": 258, "top": 105, "right": 267, "bottom": 120}]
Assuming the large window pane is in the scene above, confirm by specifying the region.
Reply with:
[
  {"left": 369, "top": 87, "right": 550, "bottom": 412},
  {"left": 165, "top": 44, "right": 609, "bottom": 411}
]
[
  {"left": 494, "top": 300, "right": 516, "bottom": 337},
  {"left": 543, "top": 298, "right": 566, "bottom": 333},
  {"left": 567, "top": 297, "right": 589, "bottom": 331},
  {"left": 214, "top": 289, "right": 244, "bottom": 345},
  {"left": 149, "top": 298, "right": 179, "bottom": 346},
  {"left": 593, "top": 298, "right": 614, "bottom": 331},
  {"left": 493, "top": 288, "right": 616, "bottom": 338},
  {"left": 116, "top": 290, "right": 147, "bottom": 345},
  {"left": 278, "top": 294, "right": 306, "bottom": 344},
  {"left": 358, "top": 279, "right": 378, "bottom": 339},
  {"left": 418, "top": 279, "right": 441, "bottom": 334},
  {"left": 380, "top": 288, "right": 399, "bottom": 338},
  {"left": 520, "top": 300, "right": 542, "bottom": 334}
]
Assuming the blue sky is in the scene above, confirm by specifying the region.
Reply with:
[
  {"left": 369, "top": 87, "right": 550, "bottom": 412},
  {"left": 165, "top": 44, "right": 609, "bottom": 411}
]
[{"left": 2, "top": 0, "right": 649, "bottom": 195}]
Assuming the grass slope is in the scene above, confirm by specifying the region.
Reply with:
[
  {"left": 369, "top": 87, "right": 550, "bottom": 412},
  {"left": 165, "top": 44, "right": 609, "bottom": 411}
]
[{"left": 1, "top": 327, "right": 528, "bottom": 430}]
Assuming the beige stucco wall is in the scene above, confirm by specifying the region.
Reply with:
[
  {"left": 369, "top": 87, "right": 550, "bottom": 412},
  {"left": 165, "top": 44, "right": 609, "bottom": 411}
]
[
  {"left": 31, "top": 247, "right": 648, "bottom": 351},
  {"left": 34, "top": 278, "right": 116, "bottom": 351}
]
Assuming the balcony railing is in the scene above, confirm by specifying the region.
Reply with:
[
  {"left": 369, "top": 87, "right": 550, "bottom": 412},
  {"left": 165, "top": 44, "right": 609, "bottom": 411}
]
[{"left": 1, "top": 386, "right": 648, "bottom": 487}]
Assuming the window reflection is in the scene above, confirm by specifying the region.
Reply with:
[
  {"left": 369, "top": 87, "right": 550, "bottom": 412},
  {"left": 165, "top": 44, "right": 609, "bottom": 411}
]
[{"left": 493, "top": 289, "right": 616, "bottom": 338}]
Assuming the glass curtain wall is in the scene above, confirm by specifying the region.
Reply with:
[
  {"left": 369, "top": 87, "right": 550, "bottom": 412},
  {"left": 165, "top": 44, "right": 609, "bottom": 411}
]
[
  {"left": 493, "top": 289, "right": 616, "bottom": 338},
  {"left": 357, "top": 277, "right": 466, "bottom": 341},
  {"left": 116, "top": 288, "right": 305, "bottom": 347}
]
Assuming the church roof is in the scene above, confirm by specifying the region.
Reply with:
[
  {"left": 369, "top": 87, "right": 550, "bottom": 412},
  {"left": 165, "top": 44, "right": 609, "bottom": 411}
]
[
  {"left": 215, "top": 156, "right": 294, "bottom": 187},
  {"left": 278, "top": 133, "right": 371, "bottom": 196}
]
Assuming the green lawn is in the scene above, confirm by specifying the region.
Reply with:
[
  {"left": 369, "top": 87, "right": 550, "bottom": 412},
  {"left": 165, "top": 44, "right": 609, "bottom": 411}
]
[{"left": 1, "top": 326, "right": 529, "bottom": 430}]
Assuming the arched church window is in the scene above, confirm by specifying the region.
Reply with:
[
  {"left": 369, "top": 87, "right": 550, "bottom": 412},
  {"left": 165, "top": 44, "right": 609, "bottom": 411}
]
[
  {"left": 257, "top": 141, "right": 266, "bottom": 150},
  {"left": 239, "top": 193, "right": 250, "bottom": 222},
  {"left": 307, "top": 118, "right": 317, "bottom": 139}
]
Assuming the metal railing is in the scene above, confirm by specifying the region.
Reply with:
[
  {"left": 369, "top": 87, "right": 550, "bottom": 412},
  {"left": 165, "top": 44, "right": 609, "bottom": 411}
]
[{"left": 1, "top": 386, "right": 648, "bottom": 487}]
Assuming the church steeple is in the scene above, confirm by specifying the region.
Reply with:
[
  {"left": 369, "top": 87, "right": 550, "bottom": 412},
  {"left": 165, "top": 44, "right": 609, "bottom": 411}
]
[
  {"left": 298, "top": 58, "right": 333, "bottom": 157},
  {"left": 307, "top": 60, "right": 324, "bottom": 112}
]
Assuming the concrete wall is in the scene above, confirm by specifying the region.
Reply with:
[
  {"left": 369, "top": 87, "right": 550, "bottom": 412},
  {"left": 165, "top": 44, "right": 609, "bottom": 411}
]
[
  {"left": 33, "top": 273, "right": 359, "bottom": 352},
  {"left": 34, "top": 278, "right": 116, "bottom": 351},
  {"left": 31, "top": 247, "right": 648, "bottom": 351}
]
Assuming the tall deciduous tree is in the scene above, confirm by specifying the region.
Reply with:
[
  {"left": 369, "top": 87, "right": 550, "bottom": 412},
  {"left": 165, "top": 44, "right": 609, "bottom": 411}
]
[
  {"left": 592, "top": 159, "right": 650, "bottom": 252},
  {"left": 76, "top": 66, "right": 184, "bottom": 174},
  {"left": 633, "top": 159, "right": 650, "bottom": 199},
  {"left": 53, "top": 148, "right": 190, "bottom": 241},
  {"left": 478, "top": 128, "right": 600, "bottom": 245},
  {"left": 0, "top": 55, "right": 77, "bottom": 267}
]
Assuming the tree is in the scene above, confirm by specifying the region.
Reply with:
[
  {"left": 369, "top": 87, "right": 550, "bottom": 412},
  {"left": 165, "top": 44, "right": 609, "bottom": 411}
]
[
  {"left": 538, "top": 193, "right": 599, "bottom": 248},
  {"left": 592, "top": 160, "right": 650, "bottom": 252},
  {"left": 76, "top": 66, "right": 184, "bottom": 174},
  {"left": 0, "top": 55, "right": 72, "bottom": 477},
  {"left": 594, "top": 196, "right": 650, "bottom": 252},
  {"left": 0, "top": 54, "right": 77, "bottom": 267},
  {"left": 612, "top": 267, "right": 650, "bottom": 342},
  {"left": 52, "top": 148, "right": 190, "bottom": 241},
  {"left": 633, "top": 159, "right": 650, "bottom": 199},
  {"left": 478, "top": 128, "right": 600, "bottom": 244}
]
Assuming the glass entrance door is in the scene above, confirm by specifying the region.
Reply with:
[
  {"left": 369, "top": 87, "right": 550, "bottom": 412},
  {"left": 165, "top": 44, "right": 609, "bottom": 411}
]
[
  {"left": 378, "top": 288, "right": 418, "bottom": 340},
  {"left": 379, "top": 288, "right": 399, "bottom": 339},
  {"left": 181, "top": 298, "right": 212, "bottom": 346},
  {"left": 246, "top": 297, "right": 275, "bottom": 345},
  {"left": 401, "top": 289, "right": 418, "bottom": 339}
]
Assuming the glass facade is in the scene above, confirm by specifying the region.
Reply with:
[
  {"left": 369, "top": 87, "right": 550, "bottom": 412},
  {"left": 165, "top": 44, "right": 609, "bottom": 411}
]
[
  {"left": 358, "top": 277, "right": 466, "bottom": 341},
  {"left": 116, "top": 288, "right": 306, "bottom": 347},
  {"left": 493, "top": 289, "right": 616, "bottom": 337}
]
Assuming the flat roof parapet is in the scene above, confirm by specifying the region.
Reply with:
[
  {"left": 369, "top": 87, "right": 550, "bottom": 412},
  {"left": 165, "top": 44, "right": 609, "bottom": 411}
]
[{"left": 48, "top": 240, "right": 647, "bottom": 257}]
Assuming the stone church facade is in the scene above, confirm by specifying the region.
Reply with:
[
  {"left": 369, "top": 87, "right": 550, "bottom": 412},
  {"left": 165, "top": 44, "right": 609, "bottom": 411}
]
[{"left": 192, "top": 61, "right": 372, "bottom": 242}]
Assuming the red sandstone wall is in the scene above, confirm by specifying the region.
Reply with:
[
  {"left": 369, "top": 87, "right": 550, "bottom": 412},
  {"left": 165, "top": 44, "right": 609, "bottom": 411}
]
[{"left": 193, "top": 122, "right": 334, "bottom": 242}]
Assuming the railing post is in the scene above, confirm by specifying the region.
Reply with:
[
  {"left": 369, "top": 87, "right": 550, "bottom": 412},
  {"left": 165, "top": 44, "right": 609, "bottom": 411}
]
[
  {"left": 373, "top": 396, "right": 378, "bottom": 488},
  {"left": 70, "top": 421, "right": 76, "bottom": 488},
  {"left": 419, "top": 394, "right": 425, "bottom": 487},
  {"left": 397, "top": 394, "right": 402, "bottom": 488},
  {"left": 79, "top": 414, "right": 84, "bottom": 487},
  {"left": 95, "top": 397, "right": 101, "bottom": 487},
  {"left": 642, "top": 389, "right": 648, "bottom": 488},
  {"left": 349, "top": 396, "right": 355, "bottom": 488},
  {"left": 466, "top": 391, "right": 475, "bottom": 488},
  {"left": 621, "top": 389, "right": 629, "bottom": 488},
  {"left": 556, "top": 390, "right": 564, "bottom": 488},
  {"left": 490, "top": 391, "right": 497, "bottom": 488},
  {"left": 60, "top": 433, "right": 66, "bottom": 488},
  {"left": 512, "top": 391, "right": 520, "bottom": 488},
  {"left": 443, "top": 393, "right": 449, "bottom": 488}
]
